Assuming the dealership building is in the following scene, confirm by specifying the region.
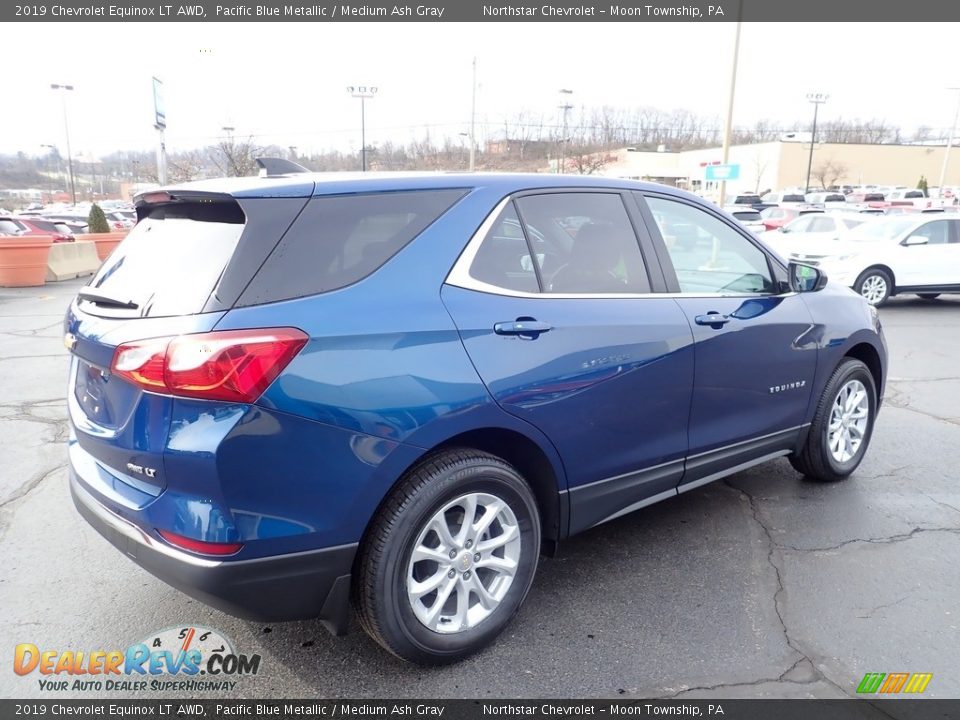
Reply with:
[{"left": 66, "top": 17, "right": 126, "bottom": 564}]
[{"left": 602, "top": 139, "right": 960, "bottom": 196}]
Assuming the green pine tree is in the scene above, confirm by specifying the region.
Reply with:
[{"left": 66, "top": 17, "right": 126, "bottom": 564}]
[{"left": 88, "top": 204, "right": 110, "bottom": 234}]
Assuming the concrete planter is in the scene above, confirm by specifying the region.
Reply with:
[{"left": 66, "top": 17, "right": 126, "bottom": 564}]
[
  {"left": 0, "top": 235, "right": 54, "bottom": 287},
  {"left": 85, "top": 231, "right": 127, "bottom": 261}
]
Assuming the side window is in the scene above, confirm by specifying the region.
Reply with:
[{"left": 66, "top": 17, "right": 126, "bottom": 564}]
[
  {"left": 645, "top": 196, "right": 776, "bottom": 295},
  {"left": 786, "top": 216, "right": 813, "bottom": 233},
  {"left": 514, "top": 193, "right": 650, "bottom": 294},
  {"left": 806, "top": 216, "right": 837, "bottom": 233},
  {"left": 468, "top": 203, "right": 539, "bottom": 293},
  {"left": 913, "top": 220, "right": 950, "bottom": 245}
]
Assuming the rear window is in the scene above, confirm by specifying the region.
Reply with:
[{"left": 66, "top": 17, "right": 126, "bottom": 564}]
[
  {"left": 82, "top": 200, "right": 245, "bottom": 318},
  {"left": 0, "top": 219, "right": 23, "bottom": 235},
  {"left": 782, "top": 194, "right": 806, "bottom": 203},
  {"left": 825, "top": 194, "right": 845, "bottom": 202},
  {"left": 733, "top": 211, "right": 762, "bottom": 221},
  {"left": 864, "top": 193, "right": 885, "bottom": 202},
  {"left": 238, "top": 189, "right": 466, "bottom": 306},
  {"left": 27, "top": 219, "right": 62, "bottom": 233}
]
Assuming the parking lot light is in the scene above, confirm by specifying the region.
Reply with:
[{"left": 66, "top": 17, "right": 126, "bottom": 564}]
[
  {"left": 347, "top": 86, "right": 378, "bottom": 172},
  {"left": 50, "top": 83, "right": 76, "bottom": 206}
]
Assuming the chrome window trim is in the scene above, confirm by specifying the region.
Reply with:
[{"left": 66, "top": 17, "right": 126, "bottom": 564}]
[{"left": 445, "top": 193, "right": 798, "bottom": 301}]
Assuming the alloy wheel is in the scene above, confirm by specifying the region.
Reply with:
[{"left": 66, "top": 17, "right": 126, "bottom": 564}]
[
  {"left": 827, "top": 379, "right": 870, "bottom": 463},
  {"left": 406, "top": 492, "right": 521, "bottom": 634}
]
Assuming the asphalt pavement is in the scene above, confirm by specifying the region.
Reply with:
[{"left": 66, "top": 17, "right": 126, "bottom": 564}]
[{"left": 1, "top": 279, "right": 958, "bottom": 699}]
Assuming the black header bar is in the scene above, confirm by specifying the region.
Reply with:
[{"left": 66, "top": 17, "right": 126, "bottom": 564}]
[{"left": 6, "top": 0, "right": 960, "bottom": 22}]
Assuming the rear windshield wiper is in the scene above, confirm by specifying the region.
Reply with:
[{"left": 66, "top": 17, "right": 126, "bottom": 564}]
[{"left": 77, "top": 288, "right": 139, "bottom": 310}]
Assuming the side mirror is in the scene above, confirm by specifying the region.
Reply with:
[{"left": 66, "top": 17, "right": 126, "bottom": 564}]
[
  {"left": 903, "top": 235, "right": 928, "bottom": 246},
  {"left": 788, "top": 261, "right": 828, "bottom": 293}
]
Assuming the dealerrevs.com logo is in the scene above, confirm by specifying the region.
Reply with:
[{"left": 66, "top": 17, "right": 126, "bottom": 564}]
[{"left": 13, "top": 626, "right": 261, "bottom": 692}]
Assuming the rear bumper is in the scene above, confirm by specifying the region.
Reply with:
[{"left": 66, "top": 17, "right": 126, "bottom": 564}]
[{"left": 70, "top": 473, "right": 357, "bottom": 635}]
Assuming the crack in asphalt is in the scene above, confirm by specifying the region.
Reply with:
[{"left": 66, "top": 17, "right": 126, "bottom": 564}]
[
  {"left": 694, "top": 479, "right": 960, "bottom": 699},
  {"left": 884, "top": 400, "right": 960, "bottom": 427},
  {"left": 655, "top": 656, "right": 824, "bottom": 699},
  {"left": 1, "top": 399, "right": 70, "bottom": 443},
  {"left": 856, "top": 595, "right": 909, "bottom": 620},
  {"left": 924, "top": 494, "right": 960, "bottom": 517},
  {"left": 0, "top": 462, "right": 67, "bottom": 511},
  {"left": 715, "top": 481, "right": 853, "bottom": 699},
  {"left": 779, "top": 525, "right": 960, "bottom": 553}
]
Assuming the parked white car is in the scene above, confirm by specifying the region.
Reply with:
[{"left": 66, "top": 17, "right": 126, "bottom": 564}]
[
  {"left": 761, "top": 212, "right": 874, "bottom": 259},
  {"left": 723, "top": 205, "right": 765, "bottom": 233},
  {"left": 761, "top": 191, "right": 807, "bottom": 206},
  {"left": 816, "top": 215, "right": 960, "bottom": 306},
  {"left": 805, "top": 192, "right": 847, "bottom": 208}
]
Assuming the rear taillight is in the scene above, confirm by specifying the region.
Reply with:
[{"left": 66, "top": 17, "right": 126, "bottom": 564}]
[{"left": 111, "top": 328, "right": 308, "bottom": 403}]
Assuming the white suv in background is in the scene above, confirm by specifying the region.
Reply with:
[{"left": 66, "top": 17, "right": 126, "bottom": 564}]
[{"left": 818, "top": 216, "right": 960, "bottom": 305}]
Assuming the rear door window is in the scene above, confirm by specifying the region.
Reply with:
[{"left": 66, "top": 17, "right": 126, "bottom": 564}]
[
  {"left": 514, "top": 193, "right": 650, "bottom": 294},
  {"left": 238, "top": 189, "right": 466, "bottom": 305},
  {"left": 82, "top": 200, "right": 245, "bottom": 318}
]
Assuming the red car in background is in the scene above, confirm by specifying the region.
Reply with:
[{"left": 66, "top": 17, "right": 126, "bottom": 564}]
[
  {"left": 759, "top": 205, "right": 822, "bottom": 231},
  {"left": 0, "top": 216, "right": 75, "bottom": 243}
]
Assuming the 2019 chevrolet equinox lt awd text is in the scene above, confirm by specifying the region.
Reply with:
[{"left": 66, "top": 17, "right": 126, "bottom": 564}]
[{"left": 66, "top": 165, "right": 887, "bottom": 664}]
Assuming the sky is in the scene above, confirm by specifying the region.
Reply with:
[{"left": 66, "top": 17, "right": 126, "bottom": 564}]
[{"left": 3, "top": 22, "right": 959, "bottom": 159}]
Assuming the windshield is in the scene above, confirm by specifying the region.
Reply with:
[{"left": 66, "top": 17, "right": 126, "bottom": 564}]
[{"left": 845, "top": 218, "right": 915, "bottom": 243}]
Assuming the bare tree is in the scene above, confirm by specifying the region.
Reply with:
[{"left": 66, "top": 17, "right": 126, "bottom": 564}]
[
  {"left": 165, "top": 150, "right": 208, "bottom": 183},
  {"left": 812, "top": 158, "right": 848, "bottom": 189},
  {"left": 211, "top": 136, "right": 263, "bottom": 177}
]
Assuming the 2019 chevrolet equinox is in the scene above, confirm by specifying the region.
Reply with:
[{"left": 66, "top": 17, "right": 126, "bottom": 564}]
[{"left": 66, "top": 165, "right": 887, "bottom": 664}]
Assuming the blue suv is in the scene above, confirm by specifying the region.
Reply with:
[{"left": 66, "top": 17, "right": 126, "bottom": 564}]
[{"left": 67, "top": 166, "right": 886, "bottom": 664}]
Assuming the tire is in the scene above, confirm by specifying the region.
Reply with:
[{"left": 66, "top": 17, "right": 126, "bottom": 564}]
[
  {"left": 790, "top": 358, "right": 877, "bottom": 482},
  {"left": 354, "top": 449, "right": 541, "bottom": 664},
  {"left": 854, "top": 268, "right": 892, "bottom": 307},
  {"left": 917, "top": 293, "right": 941, "bottom": 300}
]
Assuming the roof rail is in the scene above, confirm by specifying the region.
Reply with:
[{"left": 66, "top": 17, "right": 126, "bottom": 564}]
[{"left": 255, "top": 157, "right": 310, "bottom": 177}]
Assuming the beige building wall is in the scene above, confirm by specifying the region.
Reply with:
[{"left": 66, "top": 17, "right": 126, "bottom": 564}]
[
  {"left": 603, "top": 141, "right": 960, "bottom": 194},
  {"left": 775, "top": 142, "right": 957, "bottom": 190}
]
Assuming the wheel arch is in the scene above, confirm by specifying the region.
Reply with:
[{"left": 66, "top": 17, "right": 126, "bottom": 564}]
[
  {"left": 357, "top": 426, "right": 568, "bottom": 566},
  {"left": 844, "top": 341, "right": 885, "bottom": 406},
  {"left": 858, "top": 264, "right": 898, "bottom": 293}
]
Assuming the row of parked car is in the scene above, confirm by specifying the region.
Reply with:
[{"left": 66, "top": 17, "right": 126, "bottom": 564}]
[
  {"left": 0, "top": 203, "right": 136, "bottom": 242},
  {"left": 755, "top": 207, "right": 959, "bottom": 306}
]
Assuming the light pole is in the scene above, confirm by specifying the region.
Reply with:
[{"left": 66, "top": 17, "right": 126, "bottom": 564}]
[
  {"left": 40, "top": 144, "right": 63, "bottom": 194},
  {"left": 347, "top": 86, "right": 378, "bottom": 171},
  {"left": 937, "top": 87, "right": 960, "bottom": 197},
  {"left": 557, "top": 88, "right": 574, "bottom": 174},
  {"left": 718, "top": 0, "right": 743, "bottom": 206},
  {"left": 50, "top": 83, "right": 76, "bottom": 205},
  {"left": 804, "top": 93, "right": 829, "bottom": 192}
]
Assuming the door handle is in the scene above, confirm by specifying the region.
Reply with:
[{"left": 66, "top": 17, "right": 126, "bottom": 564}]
[
  {"left": 694, "top": 312, "right": 731, "bottom": 328},
  {"left": 494, "top": 320, "right": 552, "bottom": 338}
]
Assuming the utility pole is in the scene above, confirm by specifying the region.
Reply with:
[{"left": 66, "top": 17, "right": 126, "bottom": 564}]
[
  {"left": 558, "top": 88, "right": 573, "bottom": 174},
  {"left": 50, "top": 84, "right": 76, "bottom": 205},
  {"left": 718, "top": 0, "right": 742, "bottom": 206},
  {"left": 804, "top": 93, "right": 829, "bottom": 193},
  {"left": 469, "top": 57, "right": 477, "bottom": 172}
]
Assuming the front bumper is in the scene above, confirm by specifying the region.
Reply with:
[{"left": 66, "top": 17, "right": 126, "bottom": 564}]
[{"left": 70, "top": 473, "right": 357, "bottom": 635}]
